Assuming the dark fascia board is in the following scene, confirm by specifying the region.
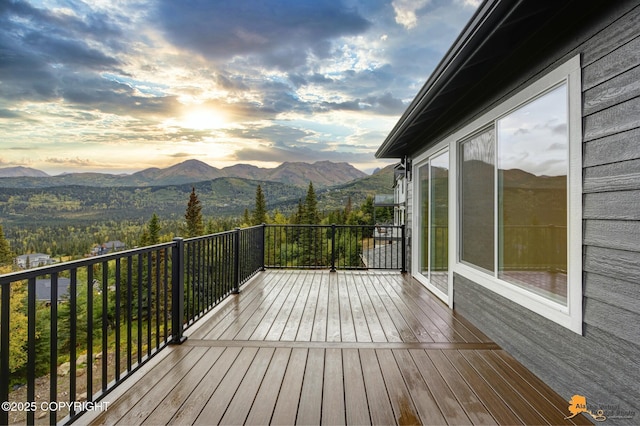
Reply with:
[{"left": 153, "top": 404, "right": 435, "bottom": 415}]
[
  {"left": 375, "top": 0, "right": 509, "bottom": 159},
  {"left": 376, "top": 0, "right": 614, "bottom": 159}
]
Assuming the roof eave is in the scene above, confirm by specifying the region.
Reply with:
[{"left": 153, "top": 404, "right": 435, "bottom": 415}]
[{"left": 375, "top": 0, "right": 509, "bottom": 159}]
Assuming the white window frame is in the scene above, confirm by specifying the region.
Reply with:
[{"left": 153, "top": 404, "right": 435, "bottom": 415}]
[{"left": 412, "top": 55, "right": 582, "bottom": 333}]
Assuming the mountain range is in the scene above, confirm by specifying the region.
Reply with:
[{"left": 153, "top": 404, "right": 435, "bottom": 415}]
[
  {"left": 0, "top": 160, "right": 367, "bottom": 188},
  {"left": 0, "top": 162, "right": 396, "bottom": 226}
]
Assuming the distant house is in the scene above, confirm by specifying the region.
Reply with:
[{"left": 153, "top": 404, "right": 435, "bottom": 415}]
[
  {"left": 90, "top": 240, "right": 126, "bottom": 256},
  {"left": 377, "top": 0, "right": 639, "bottom": 418},
  {"left": 35, "top": 277, "right": 71, "bottom": 304},
  {"left": 15, "top": 253, "right": 55, "bottom": 269}
]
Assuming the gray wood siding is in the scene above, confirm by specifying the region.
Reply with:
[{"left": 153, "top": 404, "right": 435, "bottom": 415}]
[{"left": 413, "top": 1, "right": 640, "bottom": 421}]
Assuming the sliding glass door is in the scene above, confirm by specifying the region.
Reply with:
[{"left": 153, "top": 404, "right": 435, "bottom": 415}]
[{"left": 416, "top": 149, "right": 449, "bottom": 302}]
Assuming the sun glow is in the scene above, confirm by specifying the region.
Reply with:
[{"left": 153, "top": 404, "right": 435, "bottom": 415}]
[{"left": 181, "top": 108, "right": 227, "bottom": 130}]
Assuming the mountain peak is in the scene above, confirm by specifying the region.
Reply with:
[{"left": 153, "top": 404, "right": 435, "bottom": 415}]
[
  {"left": 0, "top": 166, "right": 49, "bottom": 178},
  {"left": 0, "top": 160, "right": 368, "bottom": 189}
]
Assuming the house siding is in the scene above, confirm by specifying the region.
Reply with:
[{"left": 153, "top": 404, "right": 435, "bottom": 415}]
[{"left": 408, "top": 1, "right": 640, "bottom": 420}]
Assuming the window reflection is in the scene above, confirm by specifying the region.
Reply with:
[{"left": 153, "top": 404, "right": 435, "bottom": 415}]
[
  {"left": 419, "top": 163, "right": 429, "bottom": 277},
  {"left": 430, "top": 152, "right": 449, "bottom": 294},
  {"left": 497, "top": 84, "right": 567, "bottom": 304},
  {"left": 460, "top": 128, "right": 495, "bottom": 272}
]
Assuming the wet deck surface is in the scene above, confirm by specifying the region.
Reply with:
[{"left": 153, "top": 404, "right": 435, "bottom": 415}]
[{"left": 82, "top": 270, "right": 590, "bottom": 425}]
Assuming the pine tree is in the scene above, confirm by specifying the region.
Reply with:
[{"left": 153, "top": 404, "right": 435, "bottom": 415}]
[
  {"left": 184, "top": 187, "right": 204, "bottom": 237},
  {"left": 148, "top": 213, "right": 161, "bottom": 244},
  {"left": 344, "top": 196, "right": 353, "bottom": 220},
  {"left": 303, "top": 182, "right": 319, "bottom": 224},
  {"left": 242, "top": 208, "right": 251, "bottom": 226},
  {"left": 0, "top": 225, "right": 13, "bottom": 265},
  {"left": 292, "top": 199, "right": 305, "bottom": 225},
  {"left": 252, "top": 184, "right": 267, "bottom": 225},
  {"left": 300, "top": 182, "right": 322, "bottom": 265}
]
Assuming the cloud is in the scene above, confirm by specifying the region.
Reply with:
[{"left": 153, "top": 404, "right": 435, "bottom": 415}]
[
  {"left": 45, "top": 156, "right": 97, "bottom": 167},
  {"left": 0, "top": 109, "right": 22, "bottom": 119},
  {"left": 228, "top": 124, "right": 312, "bottom": 143},
  {"left": 0, "top": 0, "right": 125, "bottom": 102},
  {"left": 0, "top": 0, "right": 480, "bottom": 174},
  {"left": 232, "top": 144, "right": 372, "bottom": 164},
  {"left": 392, "top": 0, "right": 430, "bottom": 29},
  {"left": 155, "top": 0, "right": 370, "bottom": 69},
  {"left": 167, "top": 152, "right": 192, "bottom": 158}
]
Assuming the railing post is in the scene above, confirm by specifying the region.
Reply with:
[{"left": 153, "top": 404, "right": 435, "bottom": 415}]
[
  {"left": 171, "top": 237, "right": 187, "bottom": 344},
  {"left": 401, "top": 224, "right": 407, "bottom": 273},
  {"left": 330, "top": 224, "right": 337, "bottom": 272},
  {"left": 261, "top": 223, "right": 267, "bottom": 271},
  {"left": 233, "top": 228, "right": 241, "bottom": 294},
  {"left": 1, "top": 282, "right": 9, "bottom": 426}
]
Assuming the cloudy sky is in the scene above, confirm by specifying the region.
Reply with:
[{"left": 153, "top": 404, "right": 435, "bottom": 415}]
[{"left": 0, "top": 0, "right": 479, "bottom": 175}]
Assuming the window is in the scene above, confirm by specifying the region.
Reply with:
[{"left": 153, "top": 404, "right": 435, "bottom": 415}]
[
  {"left": 458, "top": 84, "right": 569, "bottom": 305},
  {"left": 442, "top": 55, "right": 581, "bottom": 333},
  {"left": 497, "top": 84, "right": 568, "bottom": 304}
]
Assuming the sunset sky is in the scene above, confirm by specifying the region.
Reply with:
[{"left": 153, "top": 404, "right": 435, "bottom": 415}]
[{"left": 0, "top": 0, "right": 479, "bottom": 175}]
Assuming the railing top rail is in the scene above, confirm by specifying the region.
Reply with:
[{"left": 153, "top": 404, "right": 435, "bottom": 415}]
[
  {"left": 264, "top": 224, "right": 404, "bottom": 229},
  {"left": 0, "top": 241, "right": 175, "bottom": 284},
  {"left": 183, "top": 224, "right": 264, "bottom": 244}
]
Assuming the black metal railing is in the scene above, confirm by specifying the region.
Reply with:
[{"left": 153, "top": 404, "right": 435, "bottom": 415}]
[
  {"left": 264, "top": 224, "right": 406, "bottom": 271},
  {"left": 0, "top": 224, "right": 404, "bottom": 424},
  {"left": 181, "top": 225, "right": 264, "bottom": 329},
  {"left": 500, "top": 225, "right": 567, "bottom": 272},
  {"left": 0, "top": 242, "right": 176, "bottom": 425}
]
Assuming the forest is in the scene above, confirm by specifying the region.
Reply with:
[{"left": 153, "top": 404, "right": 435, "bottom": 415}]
[
  {"left": 0, "top": 165, "right": 395, "bottom": 258},
  {"left": 0, "top": 181, "right": 394, "bottom": 403}
]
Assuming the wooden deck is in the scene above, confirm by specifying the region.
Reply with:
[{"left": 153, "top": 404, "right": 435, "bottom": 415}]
[{"left": 82, "top": 270, "right": 591, "bottom": 425}]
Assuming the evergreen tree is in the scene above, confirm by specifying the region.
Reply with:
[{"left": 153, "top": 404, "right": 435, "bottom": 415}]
[
  {"left": 0, "top": 225, "right": 13, "bottom": 265},
  {"left": 242, "top": 208, "right": 251, "bottom": 226},
  {"left": 300, "top": 182, "right": 323, "bottom": 265},
  {"left": 303, "top": 182, "right": 319, "bottom": 224},
  {"left": 139, "top": 229, "right": 150, "bottom": 246},
  {"left": 148, "top": 213, "right": 161, "bottom": 244},
  {"left": 252, "top": 184, "right": 267, "bottom": 225},
  {"left": 344, "top": 196, "right": 353, "bottom": 220},
  {"left": 184, "top": 187, "right": 204, "bottom": 237},
  {"left": 293, "top": 199, "right": 305, "bottom": 225}
]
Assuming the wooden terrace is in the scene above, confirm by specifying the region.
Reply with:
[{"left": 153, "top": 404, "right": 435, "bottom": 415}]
[{"left": 82, "top": 270, "right": 590, "bottom": 425}]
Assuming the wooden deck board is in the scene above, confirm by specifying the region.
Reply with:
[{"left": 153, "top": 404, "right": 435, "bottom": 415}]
[
  {"left": 116, "top": 346, "right": 210, "bottom": 425},
  {"left": 219, "top": 347, "right": 275, "bottom": 425},
  {"left": 194, "top": 347, "right": 259, "bottom": 425},
  {"left": 342, "top": 349, "right": 370, "bottom": 425},
  {"left": 310, "top": 271, "right": 329, "bottom": 341},
  {"left": 337, "top": 273, "right": 357, "bottom": 342},
  {"left": 296, "top": 348, "right": 324, "bottom": 425},
  {"left": 426, "top": 349, "right": 498, "bottom": 425},
  {"left": 353, "top": 273, "right": 388, "bottom": 342},
  {"left": 322, "top": 348, "right": 345, "bottom": 426},
  {"left": 360, "top": 349, "right": 396, "bottom": 425},
  {"left": 270, "top": 348, "right": 307, "bottom": 425},
  {"left": 244, "top": 347, "right": 291, "bottom": 425},
  {"left": 169, "top": 346, "right": 242, "bottom": 425},
  {"left": 376, "top": 349, "right": 422, "bottom": 424},
  {"left": 142, "top": 347, "right": 225, "bottom": 425},
  {"left": 361, "top": 273, "right": 404, "bottom": 342},
  {"left": 81, "top": 271, "right": 589, "bottom": 426},
  {"left": 281, "top": 271, "right": 313, "bottom": 341}
]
